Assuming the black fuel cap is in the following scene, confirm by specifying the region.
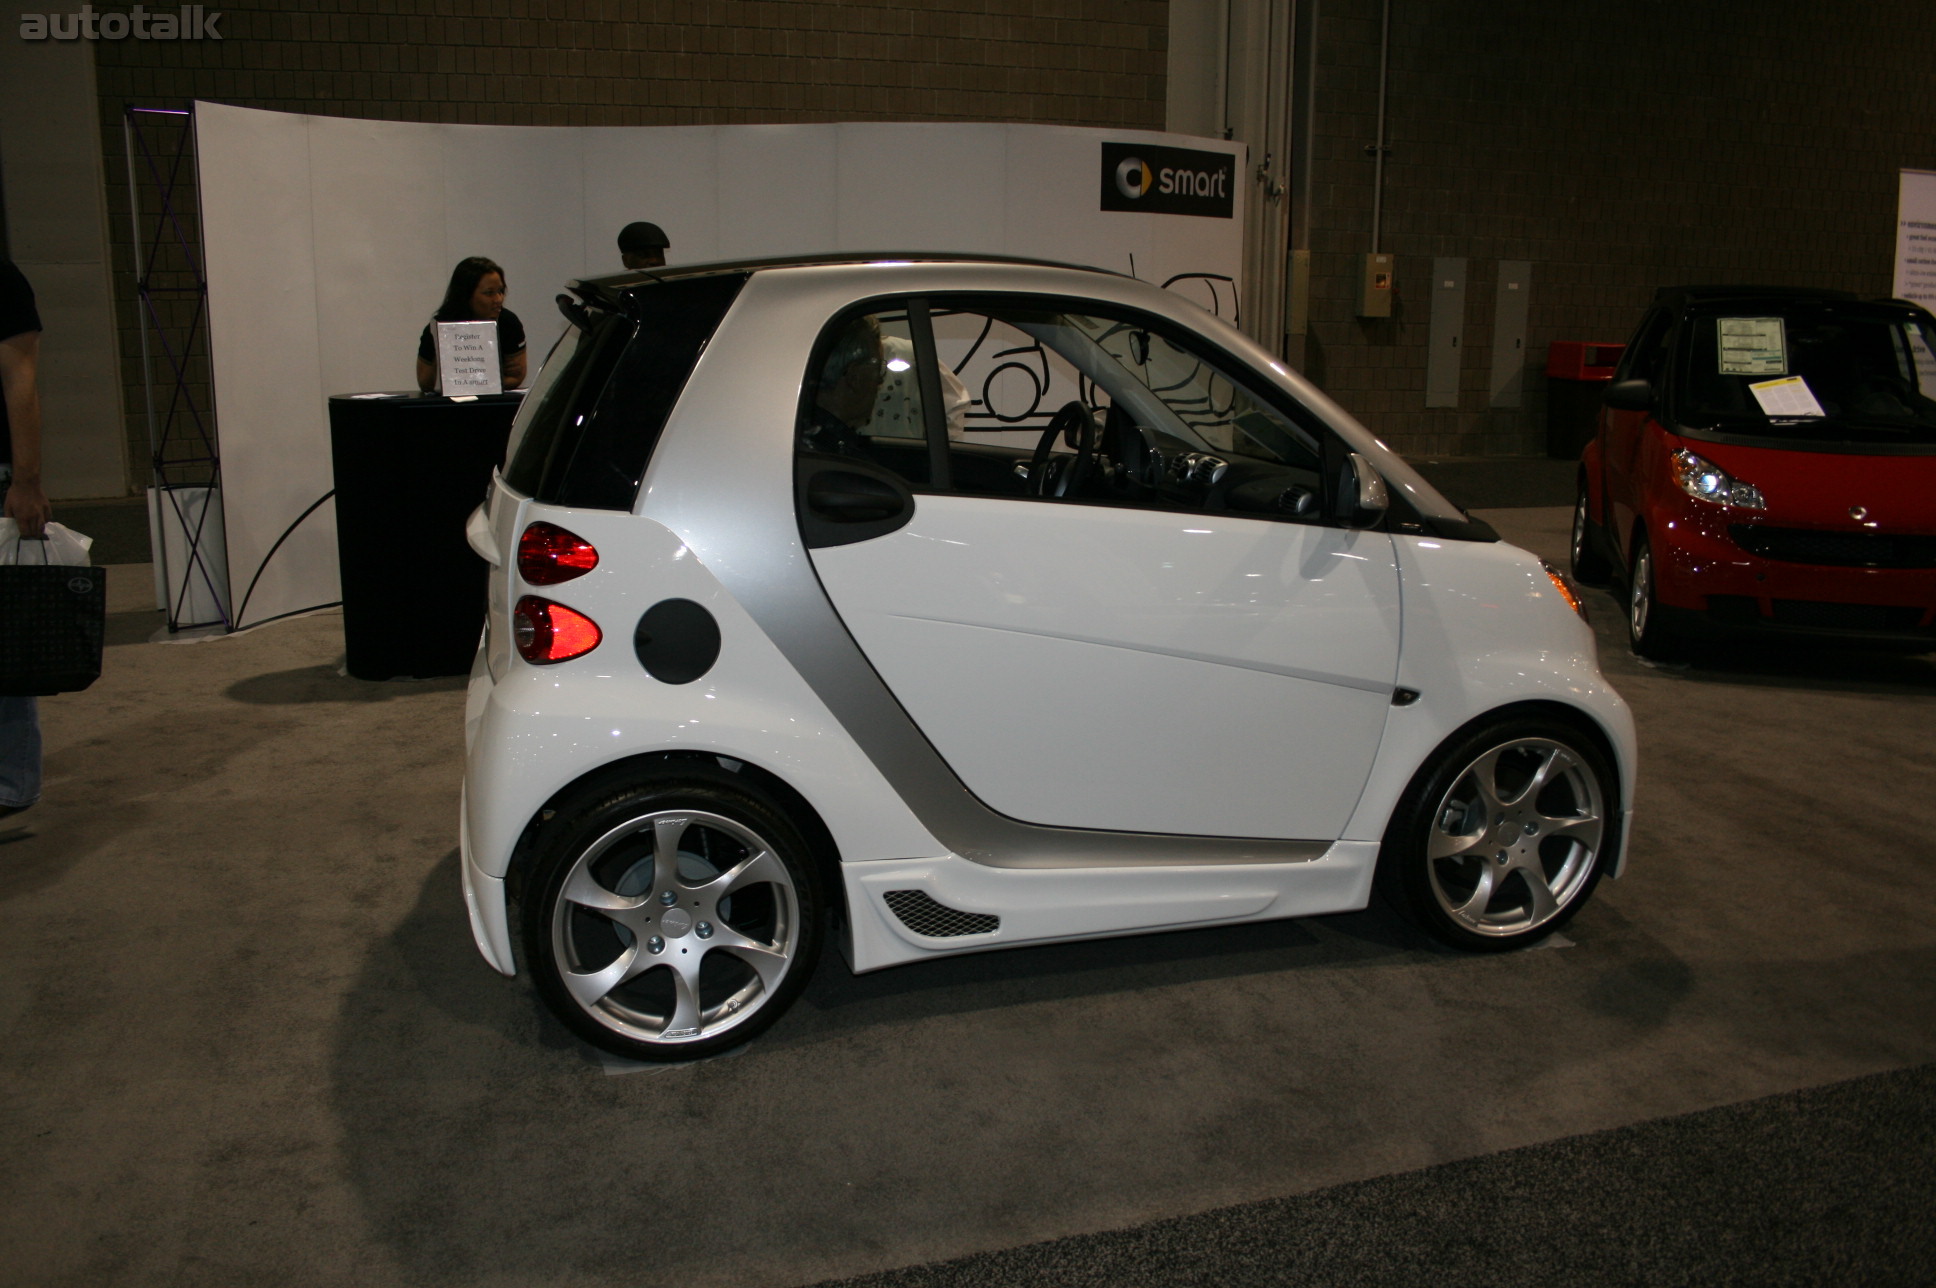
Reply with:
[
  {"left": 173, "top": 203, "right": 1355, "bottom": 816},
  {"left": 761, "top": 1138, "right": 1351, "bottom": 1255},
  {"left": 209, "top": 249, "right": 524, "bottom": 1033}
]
[{"left": 633, "top": 599, "right": 721, "bottom": 684}]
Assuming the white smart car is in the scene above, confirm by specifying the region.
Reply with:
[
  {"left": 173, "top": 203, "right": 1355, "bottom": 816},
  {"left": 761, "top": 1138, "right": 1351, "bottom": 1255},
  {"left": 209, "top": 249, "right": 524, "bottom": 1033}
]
[{"left": 460, "top": 254, "right": 1636, "bottom": 1061}]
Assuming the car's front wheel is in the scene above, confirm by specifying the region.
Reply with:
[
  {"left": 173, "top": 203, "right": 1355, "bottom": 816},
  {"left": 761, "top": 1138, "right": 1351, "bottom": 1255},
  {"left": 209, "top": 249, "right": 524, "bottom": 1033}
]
[
  {"left": 1378, "top": 716, "right": 1615, "bottom": 952},
  {"left": 1626, "top": 530, "right": 1680, "bottom": 660},
  {"left": 521, "top": 768, "right": 822, "bottom": 1061},
  {"left": 1570, "top": 481, "right": 1611, "bottom": 586}
]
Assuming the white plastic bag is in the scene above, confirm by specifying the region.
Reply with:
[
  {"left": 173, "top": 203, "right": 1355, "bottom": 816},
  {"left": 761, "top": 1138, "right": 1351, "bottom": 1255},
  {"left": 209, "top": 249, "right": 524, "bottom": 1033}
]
[{"left": 0, "top": 518, "right": 94, "bottom": 567}]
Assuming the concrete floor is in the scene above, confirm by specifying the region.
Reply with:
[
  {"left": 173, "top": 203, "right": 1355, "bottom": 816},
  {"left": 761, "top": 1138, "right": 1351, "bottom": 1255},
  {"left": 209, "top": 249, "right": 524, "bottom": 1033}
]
[{"left": 2, "top": 508, "right": 1933, "bottom": 1287}]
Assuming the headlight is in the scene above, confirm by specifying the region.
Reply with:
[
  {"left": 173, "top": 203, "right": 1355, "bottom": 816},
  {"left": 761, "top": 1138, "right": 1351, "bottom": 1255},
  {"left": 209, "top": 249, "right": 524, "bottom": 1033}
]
[
  {"left": 1672, "top": 448, "right": 1765, "bottom": 509},
  {"left": 1540, "top": 560, "right": 1589, "bottom": 621}
]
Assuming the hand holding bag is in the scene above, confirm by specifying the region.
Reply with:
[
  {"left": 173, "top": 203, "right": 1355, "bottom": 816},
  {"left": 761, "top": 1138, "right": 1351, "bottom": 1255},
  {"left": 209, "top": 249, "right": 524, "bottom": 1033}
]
[{"left": 0, "top": 519, "right": 106, "bottom": 697}]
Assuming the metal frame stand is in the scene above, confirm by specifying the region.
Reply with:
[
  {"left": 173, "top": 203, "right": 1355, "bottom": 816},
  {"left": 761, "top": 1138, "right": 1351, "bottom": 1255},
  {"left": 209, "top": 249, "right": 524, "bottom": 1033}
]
[{"left": 124, "top": 103, "right": 231, "bottom": 633}]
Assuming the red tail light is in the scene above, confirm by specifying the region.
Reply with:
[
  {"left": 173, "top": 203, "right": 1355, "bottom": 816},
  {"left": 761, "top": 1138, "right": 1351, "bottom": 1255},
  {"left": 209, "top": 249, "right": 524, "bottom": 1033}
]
[
  {"left": 518, "top": 522, "right": 599, "bottom": 585},
  {"left": 512, "top": 596, "right": 602, "bottom": 664}
]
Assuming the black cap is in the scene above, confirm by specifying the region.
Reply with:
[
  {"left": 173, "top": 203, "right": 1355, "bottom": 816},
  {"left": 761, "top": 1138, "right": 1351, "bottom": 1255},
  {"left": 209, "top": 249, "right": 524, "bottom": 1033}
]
[{"left": 617, "top": 221, "right": 670, "bottom": 253}]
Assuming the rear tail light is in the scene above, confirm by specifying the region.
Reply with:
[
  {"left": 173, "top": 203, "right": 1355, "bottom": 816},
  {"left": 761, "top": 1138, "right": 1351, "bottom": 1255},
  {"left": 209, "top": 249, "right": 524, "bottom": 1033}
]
[
  {"left": 512, "top": 596, "right": 602, "bottom": 664},
  {"left": 518, "top": 522, "right": 599, "bottom": 584}
]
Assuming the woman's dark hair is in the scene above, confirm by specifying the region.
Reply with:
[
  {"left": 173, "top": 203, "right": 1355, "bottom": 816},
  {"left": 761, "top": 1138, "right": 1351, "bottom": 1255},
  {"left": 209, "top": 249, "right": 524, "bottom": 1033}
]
[{"left": 434, "top": 256, "right": 506, "bottom": 321}]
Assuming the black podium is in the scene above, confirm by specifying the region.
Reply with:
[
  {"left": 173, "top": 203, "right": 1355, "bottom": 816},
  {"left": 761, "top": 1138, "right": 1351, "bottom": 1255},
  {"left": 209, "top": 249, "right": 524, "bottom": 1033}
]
[{"left": 327, "top": 392, "right": 521, "bottom": 680}]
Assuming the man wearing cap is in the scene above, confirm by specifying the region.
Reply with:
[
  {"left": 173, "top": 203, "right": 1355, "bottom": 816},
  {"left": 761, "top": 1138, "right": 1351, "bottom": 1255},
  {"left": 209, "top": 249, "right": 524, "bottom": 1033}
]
[{"left": 618, "top": 222, "right": 669, "bottom": 270}]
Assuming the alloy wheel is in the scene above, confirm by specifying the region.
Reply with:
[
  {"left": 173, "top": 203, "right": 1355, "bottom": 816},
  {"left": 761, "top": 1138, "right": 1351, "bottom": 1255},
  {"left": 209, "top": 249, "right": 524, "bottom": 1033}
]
[
  {"left": 1628, "top": 542, "right": 1653, "bottom": 644},
  {"left": 1422, "top": 736, "right": 1606, "bottom": 938},
  {"left": 548, "top": 808, "right": 801, "bottom": 1048}
]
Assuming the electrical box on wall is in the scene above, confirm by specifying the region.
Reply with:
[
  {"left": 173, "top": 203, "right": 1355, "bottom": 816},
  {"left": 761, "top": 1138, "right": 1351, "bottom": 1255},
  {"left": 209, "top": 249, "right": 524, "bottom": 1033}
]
[{"left": 1359, "top": 253, "right": 1395, "bottom": 318}]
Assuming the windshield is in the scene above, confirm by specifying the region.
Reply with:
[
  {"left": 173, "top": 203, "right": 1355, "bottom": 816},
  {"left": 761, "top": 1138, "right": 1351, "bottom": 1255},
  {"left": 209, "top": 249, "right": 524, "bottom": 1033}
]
[{"left": 1674, "top": 303, "right": 1936, "bottom": 444}]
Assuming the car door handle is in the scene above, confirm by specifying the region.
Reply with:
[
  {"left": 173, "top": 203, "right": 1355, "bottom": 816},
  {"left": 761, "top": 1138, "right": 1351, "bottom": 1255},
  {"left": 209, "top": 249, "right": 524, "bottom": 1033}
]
[{"left": 807, "top": 470, "right": 909, "bottom": 522}]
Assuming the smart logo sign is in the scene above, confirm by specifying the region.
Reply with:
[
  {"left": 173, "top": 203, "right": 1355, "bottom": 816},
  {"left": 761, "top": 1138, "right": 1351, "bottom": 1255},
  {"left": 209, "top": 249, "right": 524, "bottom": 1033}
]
[{"left": 1099, "top": 143, "right": 1235, "bottom": 219}]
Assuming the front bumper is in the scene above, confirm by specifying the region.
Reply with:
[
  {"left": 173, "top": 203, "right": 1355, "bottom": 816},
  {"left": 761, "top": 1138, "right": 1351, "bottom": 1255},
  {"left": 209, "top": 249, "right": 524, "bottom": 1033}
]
[{"left": 1649, "top": 500, "right": 1936, "bottom": 647}]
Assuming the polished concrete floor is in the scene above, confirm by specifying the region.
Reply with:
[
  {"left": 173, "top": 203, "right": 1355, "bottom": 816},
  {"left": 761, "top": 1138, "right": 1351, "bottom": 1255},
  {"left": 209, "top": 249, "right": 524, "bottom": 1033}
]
[{"left": 2, "top": 507, "right": 1933, "bottom": 1287}]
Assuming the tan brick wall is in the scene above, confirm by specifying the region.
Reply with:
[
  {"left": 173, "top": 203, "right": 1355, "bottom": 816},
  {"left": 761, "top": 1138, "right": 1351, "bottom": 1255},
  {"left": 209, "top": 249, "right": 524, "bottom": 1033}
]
[{"left": 94, "top": 0, "right": 1170, "bottom": 488}]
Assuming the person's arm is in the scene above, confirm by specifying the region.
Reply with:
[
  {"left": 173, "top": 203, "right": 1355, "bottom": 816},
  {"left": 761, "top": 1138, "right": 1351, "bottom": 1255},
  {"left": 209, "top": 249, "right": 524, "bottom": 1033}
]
[
  {"left": 502, "top": 348, "right": 527, "bottom": 390},
  {"left": 416, "top": 356, "right": 437, "bottom": 393},
  {"left": 0, "top": 329, "right": 49, "bottom": 537}
]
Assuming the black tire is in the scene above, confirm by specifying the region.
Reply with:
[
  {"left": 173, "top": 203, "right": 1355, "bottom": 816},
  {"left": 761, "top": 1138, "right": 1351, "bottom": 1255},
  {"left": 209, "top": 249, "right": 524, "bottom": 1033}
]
[
  {"left": 520, "top": 767, "right": 823, "bottom": 1061},
  {"left": 1570, "top": 481, "right": 1612, "bottom": 587},
  {"left": 1625, "top": 530, "right": 1680, "bottom": 660},
  {"left": 1377, "top": 714, "right": 1616, "bottom": 952}
]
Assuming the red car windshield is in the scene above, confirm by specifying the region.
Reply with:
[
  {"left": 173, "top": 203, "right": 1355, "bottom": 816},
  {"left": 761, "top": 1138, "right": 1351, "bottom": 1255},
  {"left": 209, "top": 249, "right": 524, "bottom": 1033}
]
[{"left": 1674, "top": 304, "right": 1936, "bottom": 445}]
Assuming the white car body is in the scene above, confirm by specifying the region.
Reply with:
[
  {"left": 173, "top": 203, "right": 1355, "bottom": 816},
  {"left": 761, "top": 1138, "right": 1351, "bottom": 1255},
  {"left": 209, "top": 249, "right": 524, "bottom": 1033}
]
[{"left": 457, "top": 255, "right": 1636, "bottom": 1057}]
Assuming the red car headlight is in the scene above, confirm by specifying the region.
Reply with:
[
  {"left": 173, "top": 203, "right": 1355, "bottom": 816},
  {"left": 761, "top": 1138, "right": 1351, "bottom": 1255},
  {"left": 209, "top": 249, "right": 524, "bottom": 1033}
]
[{"left": 1672, "top": 449, "right": 1765, "bottom": 510}]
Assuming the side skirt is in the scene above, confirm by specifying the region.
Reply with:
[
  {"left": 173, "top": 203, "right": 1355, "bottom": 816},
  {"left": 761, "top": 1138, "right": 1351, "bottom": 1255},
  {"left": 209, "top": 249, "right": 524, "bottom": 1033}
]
[{"left": 841, "top": 840, "right": 1382, "bottom": 972}]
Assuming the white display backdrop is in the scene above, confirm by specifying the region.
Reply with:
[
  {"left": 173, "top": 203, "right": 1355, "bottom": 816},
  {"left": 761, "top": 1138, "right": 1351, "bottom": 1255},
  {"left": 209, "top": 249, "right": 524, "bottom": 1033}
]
[
  {"left": 196, "top": 103, "right": 1246, "bottom": 629},
  {"left": 1897, "top": 169, "right": 1936, "bottom": 308}
]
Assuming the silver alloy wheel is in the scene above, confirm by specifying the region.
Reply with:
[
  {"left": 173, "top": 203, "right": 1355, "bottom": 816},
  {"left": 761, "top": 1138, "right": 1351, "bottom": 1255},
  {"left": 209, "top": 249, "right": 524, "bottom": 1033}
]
[
  {"left": 549, "top": 808, "right": 801, "bottom": 1046},
  {"left": 1628, "top": 543, "right": 1653, "bottom": 643},
  {"left": 1423, "top": 736, "right": 1605, "bottom": 937},
  {"left": 1571, "top": 494, "right": 1590, "bottom": 568}
]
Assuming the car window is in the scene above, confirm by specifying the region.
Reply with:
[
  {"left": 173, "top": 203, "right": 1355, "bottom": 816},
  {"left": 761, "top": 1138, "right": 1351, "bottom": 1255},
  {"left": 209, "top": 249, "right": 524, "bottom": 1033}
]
[
  {"left": 797, "top": 297, "right": 1327, "bottom": 522},
  {"left": 1616, "top": 308, "right": 1673, "bottom": 386},
  {"left": 504, "top": 311, "right": 625, "bottom": 499},
  {"left": 508, "top": 272, "right": 747, "bottom": 509}
]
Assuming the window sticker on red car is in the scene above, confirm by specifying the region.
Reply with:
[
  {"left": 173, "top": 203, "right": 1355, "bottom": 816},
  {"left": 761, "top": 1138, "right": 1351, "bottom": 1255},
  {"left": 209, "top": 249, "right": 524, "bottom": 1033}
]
[
  {"left": 1747, "top": 374, "right": 1825, "bottom": 417},
  {"left": 1717, "top": 317, "right": 1788, "bottom": 375}
]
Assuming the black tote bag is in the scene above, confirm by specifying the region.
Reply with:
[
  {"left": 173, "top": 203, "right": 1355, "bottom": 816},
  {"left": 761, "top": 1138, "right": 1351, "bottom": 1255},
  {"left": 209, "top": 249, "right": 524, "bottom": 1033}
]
[{"left": 0, "top": 549, "right": 106, "bottom": 696}]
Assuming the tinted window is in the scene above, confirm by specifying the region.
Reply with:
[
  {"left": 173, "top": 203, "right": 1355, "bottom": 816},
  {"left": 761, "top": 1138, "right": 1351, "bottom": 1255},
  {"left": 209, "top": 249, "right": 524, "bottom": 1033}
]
[
  {"left": 506, "top": 272, "right": 748, "bottom": 509},
  {"left": 1617, "top": 308, "right": 1674, "bottom": 385},
  {"left": 504, "top": 312, "right": 630, "bottom": 499}
]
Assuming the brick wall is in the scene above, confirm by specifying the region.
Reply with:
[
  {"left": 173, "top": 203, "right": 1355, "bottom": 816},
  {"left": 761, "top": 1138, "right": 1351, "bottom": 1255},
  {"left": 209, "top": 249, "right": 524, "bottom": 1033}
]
[
  {"left": 89, "top": 0, "right": 1936, "bottom": 473},
  {"left": 93, "top": 0, "right": 1170, "bottom": 489},
  {"left": 1297, "top": 0, "right": 1936, "bottom": 458}
]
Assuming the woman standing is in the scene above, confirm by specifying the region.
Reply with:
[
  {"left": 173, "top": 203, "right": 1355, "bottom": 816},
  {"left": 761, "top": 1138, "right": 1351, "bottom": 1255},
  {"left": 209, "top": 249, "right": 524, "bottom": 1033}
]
[{"left": 416, "top": 256, "right": 527, "bottom": 392}]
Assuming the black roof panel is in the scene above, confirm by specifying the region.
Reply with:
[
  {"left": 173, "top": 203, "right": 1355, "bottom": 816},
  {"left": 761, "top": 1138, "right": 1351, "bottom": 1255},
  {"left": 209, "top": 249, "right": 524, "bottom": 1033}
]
[{"left": 567, "top": 251, "right": 1124, "bottom": 310}]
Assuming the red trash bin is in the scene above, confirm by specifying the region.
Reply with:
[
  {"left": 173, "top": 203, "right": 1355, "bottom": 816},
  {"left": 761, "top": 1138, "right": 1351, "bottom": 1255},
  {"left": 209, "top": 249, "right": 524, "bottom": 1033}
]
[{"left": 1546, "top": 341, "right": 1626, "bottom": 460}]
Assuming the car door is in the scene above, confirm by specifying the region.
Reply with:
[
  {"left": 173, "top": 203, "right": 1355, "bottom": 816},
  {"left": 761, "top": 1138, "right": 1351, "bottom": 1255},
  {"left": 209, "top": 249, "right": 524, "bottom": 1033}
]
[
  {"left": 798, "top": 298, "right": 1402, "bottom": 843},
  {"left": 1603, "top": 307, "right": 1674, "bottom": 563}
]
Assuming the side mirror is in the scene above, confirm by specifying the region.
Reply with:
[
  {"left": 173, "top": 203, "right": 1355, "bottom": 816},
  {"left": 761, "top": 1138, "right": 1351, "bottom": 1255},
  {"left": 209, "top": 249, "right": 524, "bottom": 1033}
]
[
  {"left": 1602, "top": 377, "right": 1654, "bottom": 412},
  {"left": 1333, "top": 452, "right": 1389, "bottom": 529}
]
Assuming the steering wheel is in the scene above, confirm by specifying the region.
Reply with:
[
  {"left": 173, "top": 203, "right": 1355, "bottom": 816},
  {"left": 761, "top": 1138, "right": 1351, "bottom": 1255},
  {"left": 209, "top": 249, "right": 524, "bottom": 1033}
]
[{"left": 1027, "top": 401, "right": 1099, "bottom": 497}]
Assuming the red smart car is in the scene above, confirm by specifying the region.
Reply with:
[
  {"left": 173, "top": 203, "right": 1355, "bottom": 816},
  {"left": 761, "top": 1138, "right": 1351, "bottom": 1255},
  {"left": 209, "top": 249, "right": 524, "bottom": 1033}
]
[{"left": 1573, "top": 286, "right": 1936, "bottom": 658}]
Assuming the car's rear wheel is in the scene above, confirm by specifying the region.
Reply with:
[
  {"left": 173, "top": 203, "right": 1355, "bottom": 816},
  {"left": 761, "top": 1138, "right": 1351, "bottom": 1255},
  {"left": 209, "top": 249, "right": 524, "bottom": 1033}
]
[
  {"left": 1570, "top": 481, "right": 1611, "bottom": 586},
  {"left": 1378, "top": 716, "right": 1614, "bottom": 952},
  {"left": 521, "top": 769, "right": 821, "bottom": 1061},
  {"left": 1626, "top": 531, "right": 1680, "bottom": 660}
]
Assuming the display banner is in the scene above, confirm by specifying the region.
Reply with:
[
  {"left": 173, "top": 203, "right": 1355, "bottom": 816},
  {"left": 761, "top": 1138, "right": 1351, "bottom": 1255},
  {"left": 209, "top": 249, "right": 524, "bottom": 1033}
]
[
  {"left": 1099, "top": 142, "right": 1237, "bottom": 218},
  {"left": 1896, "top": 169, "right": 1936, "bottom": 310},
  {"left": 196, "top": 104, "right": 1244, "bottom": 629},
  {"left": 1896, "top": 169, "right": 1936, "bottom": 390}
]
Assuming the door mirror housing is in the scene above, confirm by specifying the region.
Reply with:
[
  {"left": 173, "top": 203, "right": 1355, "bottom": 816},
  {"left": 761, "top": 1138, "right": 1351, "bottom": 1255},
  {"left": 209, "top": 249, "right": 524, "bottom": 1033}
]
[
  {"left": 1602, "top": 377, "right": 1655, "bottom": 412},
  {"left": 1333, "top": 451, "right": 1390, "bottom": 529}
]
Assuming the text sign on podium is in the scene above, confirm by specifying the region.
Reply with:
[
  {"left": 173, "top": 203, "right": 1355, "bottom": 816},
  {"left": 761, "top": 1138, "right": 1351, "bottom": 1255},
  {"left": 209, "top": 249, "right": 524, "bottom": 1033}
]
[{"left": 436, "top": 320, "right": 501, "bottom": 395}]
